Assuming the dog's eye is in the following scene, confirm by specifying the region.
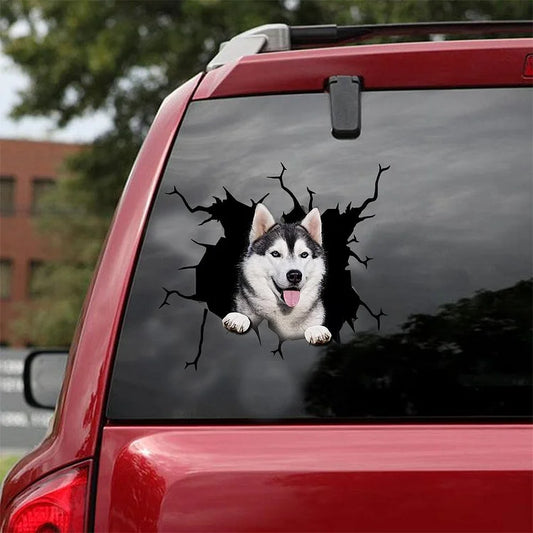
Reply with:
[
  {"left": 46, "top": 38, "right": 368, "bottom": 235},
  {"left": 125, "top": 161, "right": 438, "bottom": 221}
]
[
  {"left": 300, "top": 252, "right": 309, "bottom": 258},
  {"left": 270, "top": 251, "right": 281, "bottom": 258}
]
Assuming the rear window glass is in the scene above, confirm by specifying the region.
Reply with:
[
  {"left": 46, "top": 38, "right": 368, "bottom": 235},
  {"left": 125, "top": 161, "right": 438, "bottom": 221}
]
[{"left": 107, "top": 88, "right": 532, "bottom": 421}]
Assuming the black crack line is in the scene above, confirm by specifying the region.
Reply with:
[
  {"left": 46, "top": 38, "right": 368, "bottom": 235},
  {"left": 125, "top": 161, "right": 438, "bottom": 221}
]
[
  {"left": 159, "top": 287, "right": 196, "bottom": 309},
  {"left": 356, "top": 214, "right": 376, "bottom": 225},
  {"left": 178, "top": 264, "right": 197, "bottom": 271},
  {"left": 356, "top": 164, "right": 390, "bottom": 213},
  {"left": 191, "top": 239, "right": 213, "bottom": 248},
  {"left": 349, "top": 250, "right": 373, "bottom": 269},
  {"left": 359, "top": 301, "right": 387, "bottom": 330},
  {"left": 307, "top": 187, "right": 316, "bottom": 211},
  {"left": 166, "top": 187, "right": 213, "bottom": 225},
  {"left": 251, "top": 193, "right": 270, "bottom": 207},
  {"left": 267, "top": 162, "right": 300, "bottom": 212},
  {"left": 167, "top": 187, "right": 209, "bottom": 214},
  {"left": 185, "top": 308, "right": 209, "bottom": 371},
  {"left": 271, "top": 339, "right": 284, "bottom": 359}
]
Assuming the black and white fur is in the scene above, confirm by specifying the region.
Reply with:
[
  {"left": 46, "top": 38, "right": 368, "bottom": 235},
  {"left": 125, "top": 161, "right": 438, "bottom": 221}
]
[{"left": 222, "top": 204, "right": 331, "bottom": 345}]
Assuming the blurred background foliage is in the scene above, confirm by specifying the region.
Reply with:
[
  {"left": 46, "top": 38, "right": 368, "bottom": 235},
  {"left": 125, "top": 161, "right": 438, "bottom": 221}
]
[{"left": 1, "top": 0, "right": 531, "bottom": 345}]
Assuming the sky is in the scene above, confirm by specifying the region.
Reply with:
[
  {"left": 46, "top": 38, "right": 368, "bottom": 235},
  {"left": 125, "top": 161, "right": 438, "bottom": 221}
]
[{"left": 0, "top": 51, "right": 111, "bottom": 144}]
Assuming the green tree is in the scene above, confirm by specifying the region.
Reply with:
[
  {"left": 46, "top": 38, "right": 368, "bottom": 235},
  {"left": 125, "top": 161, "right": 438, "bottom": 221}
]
[{"left": 1, "top": 0, "right": 531, "bottom": 345}]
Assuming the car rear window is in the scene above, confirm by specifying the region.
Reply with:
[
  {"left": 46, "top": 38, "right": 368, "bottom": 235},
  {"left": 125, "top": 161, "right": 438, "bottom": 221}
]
[{"left": 107, "top": 88, "right": 532, "bottom": 421}]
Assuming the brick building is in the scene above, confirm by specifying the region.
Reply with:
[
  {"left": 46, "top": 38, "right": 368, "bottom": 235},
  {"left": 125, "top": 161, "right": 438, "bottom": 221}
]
[{"left": 0, "top": 139, "right": 83, "bottom": 346}]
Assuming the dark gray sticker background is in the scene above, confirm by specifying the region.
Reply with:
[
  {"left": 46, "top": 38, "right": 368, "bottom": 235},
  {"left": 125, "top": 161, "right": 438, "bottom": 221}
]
[{"left": 107, "top": 89, "right": 532, "bottom": 420}]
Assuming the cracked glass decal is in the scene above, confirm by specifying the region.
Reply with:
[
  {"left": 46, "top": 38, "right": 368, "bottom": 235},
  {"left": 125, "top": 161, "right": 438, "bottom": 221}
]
[{"left": 160, "top": 163, "right": 388, "bottom": 366}]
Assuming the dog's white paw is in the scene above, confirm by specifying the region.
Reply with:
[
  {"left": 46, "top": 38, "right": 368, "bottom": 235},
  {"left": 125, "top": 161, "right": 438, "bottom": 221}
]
[
  {"left": 304, "top": 325, "right": 332, "bottom": 345},
  {"left": 222, "top": 312, "right": 251, "bottom": 334}
]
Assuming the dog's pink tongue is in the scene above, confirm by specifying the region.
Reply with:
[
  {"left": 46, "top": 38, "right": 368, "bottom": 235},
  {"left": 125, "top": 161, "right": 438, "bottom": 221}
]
[{"left": 283, "top": 290, "right": 300, "bottom": 308}]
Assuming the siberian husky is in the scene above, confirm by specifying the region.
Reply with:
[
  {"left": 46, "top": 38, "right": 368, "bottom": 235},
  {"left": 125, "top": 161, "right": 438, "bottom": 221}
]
[{"left": 222, "top": 204, "right": 332, "bottom": 345}]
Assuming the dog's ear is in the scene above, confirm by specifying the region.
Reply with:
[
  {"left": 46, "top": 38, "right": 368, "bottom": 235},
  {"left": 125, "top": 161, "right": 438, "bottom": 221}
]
[
  {"left": 300, "top": 208, "right": 322, "bottom": 245},
  {"left": 250, "top": 203, "right": 276, "bottom": 242}
]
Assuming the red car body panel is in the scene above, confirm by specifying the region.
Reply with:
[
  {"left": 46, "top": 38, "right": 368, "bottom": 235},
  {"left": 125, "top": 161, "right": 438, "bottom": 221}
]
[
  {"left": 194, "top": 39, "right": 533, "bottom": 100},
  {"left": 94, "top": 425, "right": 532, "bottom": 532},
  {"left": 2, "top": 36, "right": 532, "bottom": 531}
]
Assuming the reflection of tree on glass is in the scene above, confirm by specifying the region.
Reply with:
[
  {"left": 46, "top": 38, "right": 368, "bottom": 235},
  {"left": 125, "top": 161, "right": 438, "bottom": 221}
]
[
  {"left": 160, "top": 163, "right": 388, "bottom": 367},
  {"left": 305, "top": 279, "right": 533, "bottom": 419}
]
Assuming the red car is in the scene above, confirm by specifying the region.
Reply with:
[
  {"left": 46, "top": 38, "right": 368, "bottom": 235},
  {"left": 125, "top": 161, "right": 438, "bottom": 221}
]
[{"left": 2, "top": 22, "right": 532, "bottom": 532}]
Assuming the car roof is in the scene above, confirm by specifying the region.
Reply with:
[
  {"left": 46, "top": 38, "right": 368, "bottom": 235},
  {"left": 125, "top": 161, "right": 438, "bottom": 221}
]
[
  {"left": 195, "top": 38, "right": 533, "bottom": 99},
  {"left": 207, "top": 21, "right": 533, "bottom": 71}
]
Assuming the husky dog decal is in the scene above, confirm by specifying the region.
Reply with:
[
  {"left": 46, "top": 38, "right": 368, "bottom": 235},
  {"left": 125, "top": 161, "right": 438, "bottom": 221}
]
[{"left": 223, "top": 204, "right": 332, "bottom": 345}]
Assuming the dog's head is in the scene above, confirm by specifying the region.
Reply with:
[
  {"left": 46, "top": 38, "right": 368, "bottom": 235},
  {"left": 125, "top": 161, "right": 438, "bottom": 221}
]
[{"left": 246, "top": 204, "right": 325, "bottom": 308}]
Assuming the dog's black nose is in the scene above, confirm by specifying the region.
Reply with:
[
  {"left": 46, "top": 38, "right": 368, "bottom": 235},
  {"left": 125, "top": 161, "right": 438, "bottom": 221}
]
[{"left": 286, "top": 270, "right": 302, "bottom": 284}]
